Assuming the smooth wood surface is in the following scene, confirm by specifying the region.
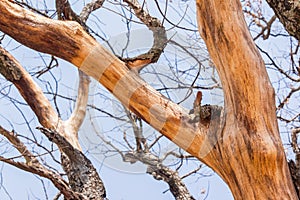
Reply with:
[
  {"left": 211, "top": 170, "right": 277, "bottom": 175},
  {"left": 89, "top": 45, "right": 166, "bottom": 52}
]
[
  {"left": 196, "top": 0, "right": 297, "bottom": 199},
  {"left": 0, "top": 0, "right": 207, "bottom": 157}
]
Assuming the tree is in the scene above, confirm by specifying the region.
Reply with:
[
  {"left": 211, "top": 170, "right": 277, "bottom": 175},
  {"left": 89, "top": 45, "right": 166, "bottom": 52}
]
[
  {"left": 265, "top": 0, "right": 300, "bottom": 41},
  {"left": 0, "top": 0, "right": 299, "bottom": 199}
]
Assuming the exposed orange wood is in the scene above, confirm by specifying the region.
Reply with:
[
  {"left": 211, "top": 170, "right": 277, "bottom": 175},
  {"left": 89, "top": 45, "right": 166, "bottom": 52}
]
[
  {"left": 0, "top": 0, "right": 209, "bottom": 158},
  {"left": 196, "top": 0, "right": 297, "bottom": 199},
  {"left": 0, "top": 0, "right": 297, "bottom": 198}
]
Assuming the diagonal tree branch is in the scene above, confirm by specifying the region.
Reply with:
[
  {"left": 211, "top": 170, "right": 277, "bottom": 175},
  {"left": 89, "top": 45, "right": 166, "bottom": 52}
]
[
  {"left": 0, "top": 46, "right": 84, "bottom": 150},
  {"left": 0, "top": 0, "right": 211, "bottom": 159},
  {"left": 0, "top": 41, "right": 106, "bottom": 199},
  {"left": 265, "top": 0, "right": 300, "bottom": 41},
  {"left": 80, "top": 0, "right": 105, "bottom": 23},
  {"left": 37, "top": 127, "right": 107, "bottom": 199},
  {"left": 0, "top": 126, "right": 81, "bottom": 200},
  {"left": 0, "top": 46, "right": 60, "bottom": 130}
]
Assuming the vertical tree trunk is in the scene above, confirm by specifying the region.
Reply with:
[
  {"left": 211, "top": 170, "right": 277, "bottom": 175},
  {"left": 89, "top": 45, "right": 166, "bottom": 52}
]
[{"left": 196, "top": 0, "right": 298, "bottom": 199}]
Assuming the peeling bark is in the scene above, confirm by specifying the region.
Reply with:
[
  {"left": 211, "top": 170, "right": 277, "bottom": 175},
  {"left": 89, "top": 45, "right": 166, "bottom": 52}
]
[
  {"left": 38, "top": 127, "right": 106, "bottom": 199},
  {"left": 266, "top": 0, "right": 300, "bottom": 41}
]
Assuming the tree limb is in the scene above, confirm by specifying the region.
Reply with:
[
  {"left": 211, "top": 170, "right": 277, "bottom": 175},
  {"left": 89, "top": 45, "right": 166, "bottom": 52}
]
[
  {"left": 80, "top": 0, "right": 105, "bottom": 23},
  {"left": 196, "top": 0, "right": 297, "bottom": 199},
  {"left": 0, "top": 126, "right": 81, "bottom": 200},
  {"left": 0, "top": 46, "right": 83, "bottom": 149},
  {"left": 266, "top": 0, "right": 300, "bottom": 41},
  {"left": 0, "top": 46, "right": 60, "bottom": 129},
  {"left": 121, "top": 0, "right": 167, "bottom": 72},
  {"left": 0, "top": 0, "right": 212, "bottom": 159},
  {"left": 37, "top": 127, "right": 107, "bottom": 199},
  {"left": 66, "top": 70, "right": 90, "bottom": 133}
]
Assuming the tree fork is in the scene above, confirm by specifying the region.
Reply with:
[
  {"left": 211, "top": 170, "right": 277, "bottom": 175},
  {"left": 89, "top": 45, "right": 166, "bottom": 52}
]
[
  {"left": 0, "top": 0, "right": 297, "bottom": 199},
  {"left": 0, "top": 0, "right": 208, "bottom": 157}
]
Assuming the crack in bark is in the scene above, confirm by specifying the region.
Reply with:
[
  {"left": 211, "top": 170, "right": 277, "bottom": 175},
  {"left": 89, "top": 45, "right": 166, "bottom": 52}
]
[
  {"left": 38, "top": 127, "right": 107, "bottom": 200},
  {"left": 0, "top": 49, "right": 22, "bottom": 81}
]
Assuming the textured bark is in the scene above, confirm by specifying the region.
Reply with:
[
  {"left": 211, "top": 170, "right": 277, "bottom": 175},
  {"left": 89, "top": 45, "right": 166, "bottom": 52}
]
[
  {"left": 0, "top": 43, "right": 105, "bottom": 200},
  {"left": 147, "top": 165, "right": 195, "bottom": 200},
  {"left": 0, "top": 126, "right": 82, "bottom": 199},
  {"left": 38, "top": 128, "right": 106, "bottom": 200},
  {"left": 124, "top": 152, "right": 195, "bottom": 200},
  {"left": 289, "top": 160, "right": 300, "bottom": 197},
  {"left": 0, "top": 47, "right": 60, "bottom": 129},
  {"left": 0, "top": 46, "right": 81, "bottom": 149},
  {"left": 266, "top": 0, "right": 300, "bottom": 41},
  {"left": 122, "top": 0, "right": 167, "bottom": 72},
  {"left": 196, "top": 0, "right": 297, "bottom": 199},
  {"left": 0, "top": 0, "right": 297, "bottom": 199}
]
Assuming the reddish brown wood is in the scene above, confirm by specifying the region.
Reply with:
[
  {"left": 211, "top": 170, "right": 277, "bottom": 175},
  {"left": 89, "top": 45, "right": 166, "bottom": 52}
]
[
  {"left": 0, "top": 0, "right": 297, "bottom": 199},
  {"left": 0, "top": 0, "right": 206, "bottom": 155},
  {"left": 196, "top": 0, "right": 297, "bottom": 199}
]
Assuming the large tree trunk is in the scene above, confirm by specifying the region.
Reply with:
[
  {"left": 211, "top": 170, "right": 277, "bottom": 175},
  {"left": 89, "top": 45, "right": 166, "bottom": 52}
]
[
  {"left": 196, "top": 0, "right": 297, "bottom": 199},
  {"left": 0, "top": 0, "right": 297, "bottom": 199}
]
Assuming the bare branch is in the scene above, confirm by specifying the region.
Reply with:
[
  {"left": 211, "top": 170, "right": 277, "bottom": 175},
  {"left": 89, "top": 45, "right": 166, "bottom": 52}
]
[
  {"left": 80, "top": 0, "right": 105, "bottom": 23},
  {"left": 0, "top": 126, "right": 37, "bottom": 164},
  {"left": 0, "top": 126, "right": 81, "bottom": 199},
  {"left": 181, "top": 165, "right": 202, "bottom": 180},
  {"left": 0, "top": 1, "right": 210, "bottom": 157},
  {"left": 0, "top": 45, "right": 83, "bottom": 149},
  {"left": 257, "top": 45, "right": 300, "bottom": 82},
  {"left": 66, "top": 70, "right": 90, "bottom": 133},
  {"left": 252, "top": 15, "right": 277, "bottom": 40},
  {"left": 37, "top": 127, "right": 107, "bottom": 199},
  {"left": 124, "top": 107, "right": 148, "bottom": 152},
  {"left": 0, "top": 46, "right": 60, "bottom": 129},
  {"left": 277, "top": 85, "right": 300, "bottom": 110},
  {"left": 56, "top": 0, "right": 79, "bottom": 21},
  {"left": 122, "top": 0, "right": 167, "bottom": 73}
]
